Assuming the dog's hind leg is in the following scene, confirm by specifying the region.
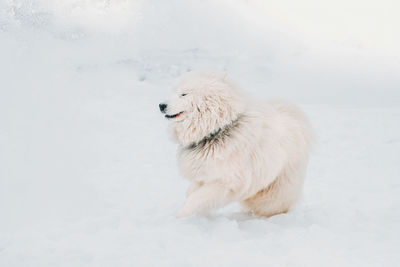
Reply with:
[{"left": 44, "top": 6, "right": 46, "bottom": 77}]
[
  {"left": 241, "top": 162, "right": 307, "bottom": 217},
  {"left": 177, "top": 182, "right": 234, "bottom": 218}
]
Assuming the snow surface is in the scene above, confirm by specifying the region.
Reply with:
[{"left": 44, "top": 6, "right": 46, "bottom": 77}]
[{"left": 0, "top": 0, "right": 399, "bottom": 266}]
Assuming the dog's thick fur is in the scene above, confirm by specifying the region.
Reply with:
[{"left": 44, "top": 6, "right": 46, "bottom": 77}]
[{"left": 160, "top": 73, "right": 314, "bottom": 218}]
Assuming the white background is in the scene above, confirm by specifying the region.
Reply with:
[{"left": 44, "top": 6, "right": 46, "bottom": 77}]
[{"left": 0, "top": 1, "right": 399, "bottom": 266}]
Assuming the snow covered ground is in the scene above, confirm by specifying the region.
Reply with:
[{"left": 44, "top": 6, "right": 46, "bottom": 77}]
[{"left": 0, "top": 1, "right": 399, "bottom": 266}]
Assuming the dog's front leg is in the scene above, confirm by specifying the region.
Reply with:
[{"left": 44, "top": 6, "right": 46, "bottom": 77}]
[
  {"left": 177, "top": 182, "right": 234, "bottom": 218},
  {"left": 186, "top": 181, "right": 203, "bottom": 197}
]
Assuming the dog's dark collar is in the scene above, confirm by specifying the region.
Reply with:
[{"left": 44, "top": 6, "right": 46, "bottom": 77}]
[{"left": 185, "top": 115, "right": 242, "bottom": 150}]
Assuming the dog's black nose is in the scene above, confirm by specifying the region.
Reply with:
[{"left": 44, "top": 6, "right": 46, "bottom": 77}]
[{"left": 159, "top": 103, "right": 167, "bottom": 113}]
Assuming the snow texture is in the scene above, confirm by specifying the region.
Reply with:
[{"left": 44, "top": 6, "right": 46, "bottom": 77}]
[{"left": 0, "top": 0, "right": 399, "bottom": 266}]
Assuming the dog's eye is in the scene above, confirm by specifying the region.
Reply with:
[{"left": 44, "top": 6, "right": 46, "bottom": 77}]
[{"left": 180, "top": 93, "right": 187, "bottom": 97}]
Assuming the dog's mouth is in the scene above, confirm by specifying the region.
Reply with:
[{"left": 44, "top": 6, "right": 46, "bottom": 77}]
[{"left": 165, "top": 111, "right": 184, "bottom": 119}]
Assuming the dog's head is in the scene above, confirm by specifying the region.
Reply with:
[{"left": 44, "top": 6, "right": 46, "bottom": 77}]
[{"left": 159, "top": 72, "right": 246, "bottom": 146}]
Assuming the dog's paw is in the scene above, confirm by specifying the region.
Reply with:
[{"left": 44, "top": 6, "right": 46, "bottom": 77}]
[{"left": 176, "top": 206, "right": 195, "bottom": 218}]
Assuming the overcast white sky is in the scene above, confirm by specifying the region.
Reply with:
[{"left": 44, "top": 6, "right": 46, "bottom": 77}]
[
  {"left": 34, "top": 0, "right": 400, "bottom": 56},
  {"left": 242, "top": 0, "right": 400, "bottom": 55}
]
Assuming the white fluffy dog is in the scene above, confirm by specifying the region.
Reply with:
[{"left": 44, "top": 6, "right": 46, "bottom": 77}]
[{"left": 159, "top": 73, "right": 314, "bottom": 218}]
